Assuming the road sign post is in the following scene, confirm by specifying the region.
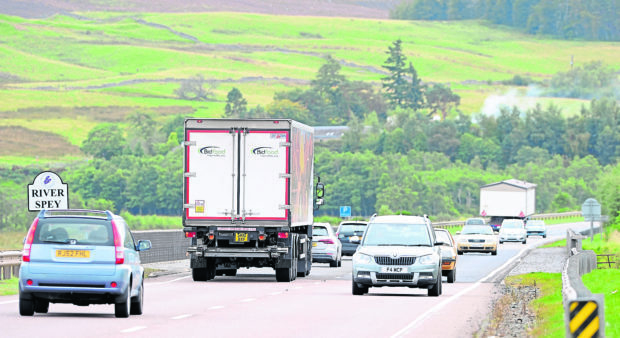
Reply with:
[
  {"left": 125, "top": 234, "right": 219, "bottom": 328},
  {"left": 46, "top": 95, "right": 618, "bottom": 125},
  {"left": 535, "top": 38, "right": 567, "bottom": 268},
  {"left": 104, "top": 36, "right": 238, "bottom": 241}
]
[{"left": 581, "top": 198, "right": 601, "bottom": 243}]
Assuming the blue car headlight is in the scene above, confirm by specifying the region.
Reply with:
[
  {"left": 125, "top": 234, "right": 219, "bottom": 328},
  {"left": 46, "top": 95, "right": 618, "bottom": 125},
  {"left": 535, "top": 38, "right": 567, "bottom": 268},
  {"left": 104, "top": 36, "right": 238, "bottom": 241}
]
[
  {"left": 353, "top": 253, "right": 373, "bottom": 265},
  {"left": 418, "top": 254, "right": 438, "bottom": 265}
]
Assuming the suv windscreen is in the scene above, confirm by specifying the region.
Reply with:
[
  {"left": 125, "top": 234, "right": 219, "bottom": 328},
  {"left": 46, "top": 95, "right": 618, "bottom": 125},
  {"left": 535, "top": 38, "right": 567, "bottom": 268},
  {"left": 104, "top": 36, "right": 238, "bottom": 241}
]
[
  {"left": 362, "top": 223, "right": 431, "bottom": 246},
  {"left": 312, "top": 226, "right": 329, "bottom": 236},
  {"left": 339, "top": 224, "right": 366, "bottom": 236},
  {"left": 461, "top": 225, "right": 493, "bottom": 235},
  {"left": 527, "top": 220, "right": 545, "bottom": 227},
  {"left": 465, "top": 219, "right": 485, "bottom": 225},
  {"left": 34, "top": 220, "right": 113, "bottom": 246}
]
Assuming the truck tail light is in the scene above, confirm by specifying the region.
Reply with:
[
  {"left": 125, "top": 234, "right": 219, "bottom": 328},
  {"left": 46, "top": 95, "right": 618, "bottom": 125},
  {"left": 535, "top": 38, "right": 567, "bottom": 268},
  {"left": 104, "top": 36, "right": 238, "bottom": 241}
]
[
  {"left": 208, "top": 233, "right": 215, "bottom": 240},
  {"left": 278, "top": 232, "right": 289, "bottom": 239},
  {"left": 319, "top": 239, "right": 335, "bottom": 244},
  {"left": 258, "top": 234, "right": 266, "bottom": 241},
  {"left": 22, "top": 218, "right": 39, "bottom": 262},
  {"left": 185, "top": 232, "right": 196, "bottom": 238},
  {"left": 111, "top": 220, "right": 124, "bottom": 264}
]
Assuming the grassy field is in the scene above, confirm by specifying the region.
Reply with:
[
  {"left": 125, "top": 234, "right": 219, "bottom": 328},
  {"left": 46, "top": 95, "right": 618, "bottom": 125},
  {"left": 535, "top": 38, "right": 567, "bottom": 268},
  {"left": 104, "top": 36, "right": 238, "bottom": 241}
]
[
  {"left": 0, "top": 278, "right": 18, "bottom": 296},
  {"left": 1, "top": 12, "right": 619, "bottom": 163}
]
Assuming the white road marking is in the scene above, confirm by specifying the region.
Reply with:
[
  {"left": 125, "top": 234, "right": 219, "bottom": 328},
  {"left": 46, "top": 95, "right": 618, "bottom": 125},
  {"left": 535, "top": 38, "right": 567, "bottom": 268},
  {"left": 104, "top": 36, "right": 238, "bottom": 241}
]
[
  {"left": 0, "top": 300, "right": 18, "bottom": 305},
  {"left": 240, "top": 298, "right": 256, "bottom": 302},
  {"left": 391, "top": 246, "right": 530, "bottom": 337},
  {"left": 121, "top": 326, "right": 147, "bottom": 333},
  {"left": 149, "top": 275, "right": 191, "bottom": 286},
  {"left": 209, "top": 305, "right": 224, "bottom": 310},
  {"left": 171, "top": 314, "right": 193, "bottom": 320},
  {"left": 313, "top": 282, "right": 320, "bottom": 285},
  {"left": 269, "top": 291, "right": 283, "bottom": 296}
]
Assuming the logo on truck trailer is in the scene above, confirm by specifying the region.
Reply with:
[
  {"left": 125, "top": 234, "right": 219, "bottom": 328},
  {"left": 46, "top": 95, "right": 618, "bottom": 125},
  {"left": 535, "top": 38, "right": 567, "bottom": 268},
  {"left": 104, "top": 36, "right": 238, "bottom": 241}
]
[
  {"left": 252, "top": 147, "right": 279, "bottom": 157},
  {"left": 199, "top": 146, "right": 226, "bottom": 157}
]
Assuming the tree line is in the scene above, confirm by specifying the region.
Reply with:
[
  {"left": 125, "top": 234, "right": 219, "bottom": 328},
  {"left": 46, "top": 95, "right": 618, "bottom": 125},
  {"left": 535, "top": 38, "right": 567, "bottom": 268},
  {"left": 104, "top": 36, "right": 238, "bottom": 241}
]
[
  {"left": 0, "top": 41, "right": 618, "bottom": 231},
  {"left": 390, "top": 0, "right": 619, "bottom": 41}
]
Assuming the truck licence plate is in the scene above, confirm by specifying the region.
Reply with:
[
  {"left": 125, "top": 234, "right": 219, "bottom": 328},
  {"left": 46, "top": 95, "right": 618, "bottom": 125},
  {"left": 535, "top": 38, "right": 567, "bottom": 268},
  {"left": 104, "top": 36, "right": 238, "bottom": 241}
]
[
  {"left": 380, "top": 266, "right": 407, "bottom": 273},
  {"left": 234, "top": 233, "right": 249, "bottom": 242}
]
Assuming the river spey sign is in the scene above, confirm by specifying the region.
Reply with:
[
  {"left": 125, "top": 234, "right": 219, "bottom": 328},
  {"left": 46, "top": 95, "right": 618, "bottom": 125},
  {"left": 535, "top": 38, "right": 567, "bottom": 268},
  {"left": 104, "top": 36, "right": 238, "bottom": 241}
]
[{"left": 28, "top": 171, "right": 69, "bottom": 211}]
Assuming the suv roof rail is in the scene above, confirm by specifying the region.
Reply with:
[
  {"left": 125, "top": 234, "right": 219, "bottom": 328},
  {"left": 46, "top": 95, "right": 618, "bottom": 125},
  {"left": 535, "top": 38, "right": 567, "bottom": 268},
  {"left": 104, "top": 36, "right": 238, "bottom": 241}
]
[
  {"left": 38, "top": 209, "right": 114, "bottom": 220},
  {"left": 369, "top": 213, "right": 377, "bottom": 221}
]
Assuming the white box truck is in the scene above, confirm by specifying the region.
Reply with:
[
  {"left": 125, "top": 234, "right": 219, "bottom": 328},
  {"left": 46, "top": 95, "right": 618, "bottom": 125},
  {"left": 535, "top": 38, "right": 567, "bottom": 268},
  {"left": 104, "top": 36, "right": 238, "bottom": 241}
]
[
  {"left": 182, "top": 119, "right": 324, "bottom": 282},
  {"left": 479, "top": 179, "right": 536, "bottom": 231}
]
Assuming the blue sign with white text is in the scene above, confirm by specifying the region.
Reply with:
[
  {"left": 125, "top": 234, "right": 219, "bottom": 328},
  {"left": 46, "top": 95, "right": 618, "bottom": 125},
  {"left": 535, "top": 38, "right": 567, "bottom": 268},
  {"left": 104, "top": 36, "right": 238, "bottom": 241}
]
[{"left": 340, "top": 206, "right": 351, "bottom": 218}]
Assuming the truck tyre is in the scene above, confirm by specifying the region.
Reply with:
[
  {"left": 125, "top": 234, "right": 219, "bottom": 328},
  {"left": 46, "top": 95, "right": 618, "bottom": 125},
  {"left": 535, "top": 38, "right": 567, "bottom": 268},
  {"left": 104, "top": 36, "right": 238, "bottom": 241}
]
[
  {"left": 192, "top": 268, "right": 208, "bottom": 281},
  {"left": 275, "top": 267, "right": 292, "bottom": 282},
  {"left": 224, "top": 269, "right": 237, "bottom": 276},
  {"left": 206, "top": 258, "right": 216, "bottom": 280},
  {"left": 352, "top": 280, "right": 368, "bottom": 295}
]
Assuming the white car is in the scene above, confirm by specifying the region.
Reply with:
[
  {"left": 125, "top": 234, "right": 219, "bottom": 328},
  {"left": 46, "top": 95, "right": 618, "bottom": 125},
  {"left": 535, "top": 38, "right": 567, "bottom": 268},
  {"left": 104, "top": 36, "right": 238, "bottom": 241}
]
[
  {"left": 312, "top": 223, "right": 342, "bottom": 267},
  {"left": 499, "top": 219, "right": 527, "bottom": 244}
]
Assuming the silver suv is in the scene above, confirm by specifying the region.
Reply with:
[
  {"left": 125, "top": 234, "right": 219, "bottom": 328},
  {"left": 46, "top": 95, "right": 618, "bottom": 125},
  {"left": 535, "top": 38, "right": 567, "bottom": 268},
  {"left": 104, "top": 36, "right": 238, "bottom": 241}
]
[{"left": 351, "top": 215, "right": 443, "bottom": 296}]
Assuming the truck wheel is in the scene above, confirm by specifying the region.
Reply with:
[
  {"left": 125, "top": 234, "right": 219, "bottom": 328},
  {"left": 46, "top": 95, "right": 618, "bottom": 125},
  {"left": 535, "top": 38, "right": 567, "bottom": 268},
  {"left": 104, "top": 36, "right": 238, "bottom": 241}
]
[
  {"left": 224, "top": 269, "right": 237, "bottom": 276},
  {"left": 192, "top": 268, "right": 208, "bottom": 281},
  {"left": 275, "top": 268, "right": 292, "bottom": 282}
]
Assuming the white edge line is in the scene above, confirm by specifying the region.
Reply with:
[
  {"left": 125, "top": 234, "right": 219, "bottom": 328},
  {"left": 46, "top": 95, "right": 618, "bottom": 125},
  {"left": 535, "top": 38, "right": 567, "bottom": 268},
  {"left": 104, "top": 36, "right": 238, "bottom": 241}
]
[
  {"left": 149, "top": 275, "right": 191, "bottom": 286},
  {"left": 171, "top": 314, "right": 193, "bottom": 320},
  {"left": 209, "top": 305, "right": 224, "bottom": 310},
  {"left": 240, "top": 298, "right": 256, "bottom": 302},
  {"left": 391, "top": 246, "right": 530, "bottom": 338},
  {"left": 0, "top": 300, "right": 18, "bottom": 305},
  {"left": 121, "top": 326, "right": 147, "bottom": 333}
]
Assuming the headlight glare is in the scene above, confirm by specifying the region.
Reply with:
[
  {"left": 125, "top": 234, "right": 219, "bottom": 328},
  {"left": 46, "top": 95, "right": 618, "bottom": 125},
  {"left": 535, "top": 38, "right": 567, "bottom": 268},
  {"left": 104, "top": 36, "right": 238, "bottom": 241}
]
[
  {"left": 353, "top": 253, "right": 373, "bottom": 265},
  {"left": 418, "top": 254, "right": 437, "bottom": 265}
]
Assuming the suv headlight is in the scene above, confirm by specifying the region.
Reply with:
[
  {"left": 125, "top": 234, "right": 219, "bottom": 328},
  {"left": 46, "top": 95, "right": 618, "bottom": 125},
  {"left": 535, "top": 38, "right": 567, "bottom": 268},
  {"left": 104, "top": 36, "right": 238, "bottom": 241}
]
[
  {"left": 353, "top": 253, "right": 373, "bottom": 265},
  {"left": 418, "top": 254, "right": 438, "bottom": 265}
]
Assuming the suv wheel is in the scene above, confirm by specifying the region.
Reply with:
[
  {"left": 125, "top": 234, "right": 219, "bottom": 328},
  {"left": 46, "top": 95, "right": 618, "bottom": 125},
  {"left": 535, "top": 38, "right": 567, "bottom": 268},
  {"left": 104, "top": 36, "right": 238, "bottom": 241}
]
[
  {"left": 34, "top": 299, "right": 49, "bottom": 313},
  {"left": 130, "top": 280, "right": 144, "bottom": 315},
  {"left": 115, "top": 282, "right": 131, "bottom": 318},
  {"left": 19, "top": 296, "right": 34, "bottom": 316},
  {"left": 428, "top": 275, "right": 442, "bottom": 297},
  {"left": 352, "top": 280, "right": 368, "bottom": 295}
]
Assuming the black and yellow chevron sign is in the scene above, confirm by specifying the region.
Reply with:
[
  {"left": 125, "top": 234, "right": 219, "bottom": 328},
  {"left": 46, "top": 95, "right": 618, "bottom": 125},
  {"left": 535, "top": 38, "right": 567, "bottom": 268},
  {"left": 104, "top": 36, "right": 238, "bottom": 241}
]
[{"left": 569, "top": 300, "right": 600, "bottom": 337}]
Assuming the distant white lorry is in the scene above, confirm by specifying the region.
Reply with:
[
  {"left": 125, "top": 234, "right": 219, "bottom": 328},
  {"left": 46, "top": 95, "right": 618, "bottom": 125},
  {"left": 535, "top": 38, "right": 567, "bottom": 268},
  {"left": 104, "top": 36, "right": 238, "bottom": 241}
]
[{"left": 479, "top": 179, "right": 536, "bottom": 231}]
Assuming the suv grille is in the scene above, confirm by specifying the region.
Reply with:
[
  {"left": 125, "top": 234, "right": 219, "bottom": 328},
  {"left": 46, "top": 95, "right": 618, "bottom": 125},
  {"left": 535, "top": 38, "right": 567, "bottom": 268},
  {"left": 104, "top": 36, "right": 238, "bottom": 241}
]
[
  {"left": 468, "top": 239, "right": 485, "bottom": 243},
  {"left": 376, "top": 273, "right": 414, "bottom": 281},
  {"left": 374, "top": 256, "right": 416, "bottom": 265}
]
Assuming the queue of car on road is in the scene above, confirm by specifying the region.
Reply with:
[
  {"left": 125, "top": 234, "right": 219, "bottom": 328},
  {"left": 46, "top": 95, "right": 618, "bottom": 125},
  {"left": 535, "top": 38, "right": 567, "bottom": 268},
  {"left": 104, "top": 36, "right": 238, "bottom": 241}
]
[{"left": 18, "top": 210, "right": 545, "bottom": 316}]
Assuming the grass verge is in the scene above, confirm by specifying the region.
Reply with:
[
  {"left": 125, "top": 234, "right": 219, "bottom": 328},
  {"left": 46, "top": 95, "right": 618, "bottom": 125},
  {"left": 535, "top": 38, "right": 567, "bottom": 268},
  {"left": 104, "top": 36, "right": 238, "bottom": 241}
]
[
  {"left": 581, "top": 269, "right": 620, "bottom": 337},
  {"left": 0, "top": 278, "right": 18, "bottom": 296}
]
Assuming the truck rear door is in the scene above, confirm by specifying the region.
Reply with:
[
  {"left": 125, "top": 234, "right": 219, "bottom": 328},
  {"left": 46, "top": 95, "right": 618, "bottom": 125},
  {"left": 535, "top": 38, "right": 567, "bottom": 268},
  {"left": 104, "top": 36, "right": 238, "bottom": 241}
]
[{"left": 185, "top": 127, "right": 289, "bottom": 222}]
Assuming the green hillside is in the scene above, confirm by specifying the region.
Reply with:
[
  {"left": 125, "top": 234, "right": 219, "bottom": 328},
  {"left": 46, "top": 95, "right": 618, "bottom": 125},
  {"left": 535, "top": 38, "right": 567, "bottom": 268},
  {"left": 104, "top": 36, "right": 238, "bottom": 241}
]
[{"left": 1, "top": 12, "right": 619, "bottom": 163}]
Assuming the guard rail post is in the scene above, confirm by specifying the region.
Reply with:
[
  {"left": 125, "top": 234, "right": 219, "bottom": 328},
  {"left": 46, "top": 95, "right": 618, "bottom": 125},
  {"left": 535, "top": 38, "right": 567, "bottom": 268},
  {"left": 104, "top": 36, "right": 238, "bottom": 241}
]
[{"left": 562, "top": 229, "right": 605, "bottom": 337}]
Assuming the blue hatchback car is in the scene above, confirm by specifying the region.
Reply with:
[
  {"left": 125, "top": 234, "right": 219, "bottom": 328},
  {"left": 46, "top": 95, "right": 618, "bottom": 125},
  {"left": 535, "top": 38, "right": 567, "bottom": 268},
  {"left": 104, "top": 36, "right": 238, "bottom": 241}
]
[{"left": 19, "top": 209, "right": 151, "bottom": 317}]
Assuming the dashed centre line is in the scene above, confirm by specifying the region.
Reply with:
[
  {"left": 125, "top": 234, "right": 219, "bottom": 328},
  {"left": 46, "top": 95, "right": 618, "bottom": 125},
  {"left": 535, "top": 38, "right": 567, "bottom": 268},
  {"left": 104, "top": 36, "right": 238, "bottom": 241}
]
[
  {"left": 171, "top": 314, "right": 193, "bottom": 320},
  {"left": 240, "top": 298, "right": 256, "bottom": 302},
  {"left": 121, "top": 326, "right": 147, "bottom": 333},
  {"left": 209, "top": 305, "right": 225, "bottom": 310}
]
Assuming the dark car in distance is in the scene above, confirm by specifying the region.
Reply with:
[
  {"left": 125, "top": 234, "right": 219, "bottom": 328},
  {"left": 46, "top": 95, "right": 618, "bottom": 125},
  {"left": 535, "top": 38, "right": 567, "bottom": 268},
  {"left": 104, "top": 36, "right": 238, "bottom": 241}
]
[{"left": 336, "top": 221, "right": 368, "bottom": 256}]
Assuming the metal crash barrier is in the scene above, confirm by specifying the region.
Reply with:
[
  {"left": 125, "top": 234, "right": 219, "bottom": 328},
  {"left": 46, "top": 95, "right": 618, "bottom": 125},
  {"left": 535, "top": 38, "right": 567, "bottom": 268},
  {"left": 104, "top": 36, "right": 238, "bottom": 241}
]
[{"left": 562, "top": 229, "right": 605, "bottom": 337}]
